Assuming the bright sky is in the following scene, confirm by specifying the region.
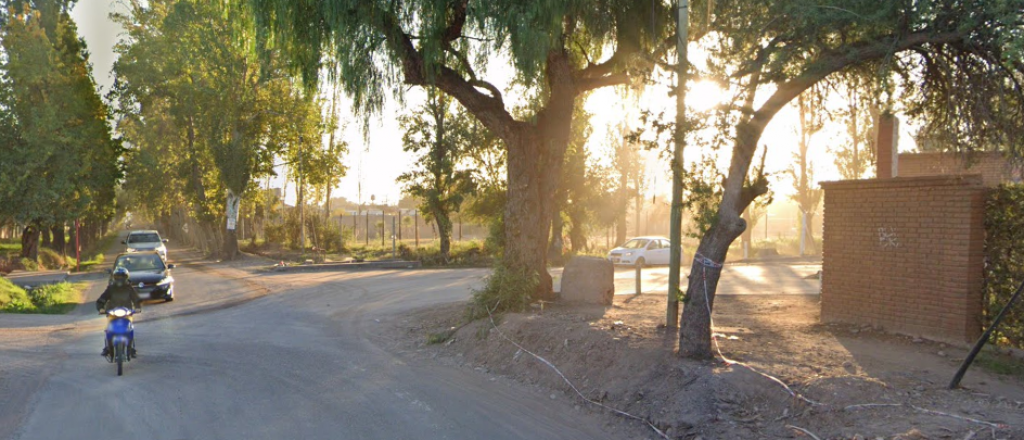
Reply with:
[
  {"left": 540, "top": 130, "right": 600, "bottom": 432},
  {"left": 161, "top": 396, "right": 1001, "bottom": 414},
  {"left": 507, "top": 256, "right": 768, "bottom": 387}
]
[{"left": 72, "top": 2, "right": 919, "bottom": 207}]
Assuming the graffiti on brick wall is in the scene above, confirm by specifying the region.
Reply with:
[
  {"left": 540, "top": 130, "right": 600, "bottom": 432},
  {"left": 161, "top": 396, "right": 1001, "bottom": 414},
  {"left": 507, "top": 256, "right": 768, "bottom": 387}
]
[{"left": 878, "top": 227, "right": 899, "bottom": 249}]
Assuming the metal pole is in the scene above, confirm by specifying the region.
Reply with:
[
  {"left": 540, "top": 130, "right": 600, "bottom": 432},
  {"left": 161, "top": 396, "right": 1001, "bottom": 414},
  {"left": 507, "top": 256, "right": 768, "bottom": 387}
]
[
  {"left": 415, "top": 211, "right": 419, "bottom": 247},
  {"left": 74, "top": 219, "right": 80, "bottom": 272},
  {"left": 635, "top": 264, "right": 642, "bottom": 295},
  {"left": 949, "top": 279, "right": 1024, "bottom": 389},
  {"left": 299, "top": 146, "right": 305, "bottom": 253},
  {"left": 667, "top": 0, "right": 689, "bottom": 328}
]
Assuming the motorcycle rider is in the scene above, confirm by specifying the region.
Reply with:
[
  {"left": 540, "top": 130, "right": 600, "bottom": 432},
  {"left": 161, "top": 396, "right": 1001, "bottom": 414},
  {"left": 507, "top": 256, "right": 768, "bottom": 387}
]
[{"left": 97, "top": 267, "right": 142, "bottom": 357}]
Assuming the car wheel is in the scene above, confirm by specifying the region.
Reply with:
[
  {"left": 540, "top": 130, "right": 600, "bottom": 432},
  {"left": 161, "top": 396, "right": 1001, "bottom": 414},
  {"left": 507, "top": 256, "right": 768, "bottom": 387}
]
[{"left": 635, "top": 257, "right": 646, "bottom": 268}]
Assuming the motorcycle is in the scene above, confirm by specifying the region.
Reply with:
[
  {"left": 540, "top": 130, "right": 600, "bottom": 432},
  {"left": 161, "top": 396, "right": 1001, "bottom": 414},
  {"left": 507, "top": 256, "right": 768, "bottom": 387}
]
[{"left": 102, "top": 307, "right": 137, "bottom": 376}]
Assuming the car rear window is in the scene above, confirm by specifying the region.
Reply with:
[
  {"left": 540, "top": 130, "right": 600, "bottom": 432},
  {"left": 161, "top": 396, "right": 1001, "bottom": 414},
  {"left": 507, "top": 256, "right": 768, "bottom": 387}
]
[
  {"left": 621, "top": 239, "right": 649, "bottom": 249},
  {"left": 128, "top": 233, "right": 161, "bottom": 243},
  {"left": 115, "top": 254, "right": 166, "bottom": 271}
]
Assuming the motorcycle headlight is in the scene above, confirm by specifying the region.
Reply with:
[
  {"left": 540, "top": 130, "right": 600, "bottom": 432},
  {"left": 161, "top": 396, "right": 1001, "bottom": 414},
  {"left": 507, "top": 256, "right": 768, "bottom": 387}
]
[{"left": 111, "top": 308, "right": 128, "bottom": 317}]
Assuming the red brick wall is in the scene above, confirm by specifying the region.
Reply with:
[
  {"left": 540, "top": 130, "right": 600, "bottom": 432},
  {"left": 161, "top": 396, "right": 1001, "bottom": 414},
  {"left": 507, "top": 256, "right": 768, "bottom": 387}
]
[
  {"left": 898, "top": 152, "right": 1021, "bottom": 187},
  {"left": 820, "top": 175, "right": 987, "bottom": 343}
]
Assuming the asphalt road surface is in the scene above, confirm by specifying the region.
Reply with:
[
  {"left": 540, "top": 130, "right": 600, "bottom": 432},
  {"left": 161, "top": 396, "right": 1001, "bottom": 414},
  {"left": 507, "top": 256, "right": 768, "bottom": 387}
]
[
  {"left": 1, "top": 234, "right": 820, "bottom": 440},
  {"left": 552, "top": 261, "right": 822, "bottom": 296},
  {"left": 1, "top": 249, "right": 628, "bottom": 440}
]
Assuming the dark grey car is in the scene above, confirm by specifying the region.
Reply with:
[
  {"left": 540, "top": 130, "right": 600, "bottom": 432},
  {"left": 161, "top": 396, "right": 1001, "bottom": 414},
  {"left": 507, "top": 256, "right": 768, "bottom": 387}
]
[{"left": 109, "top": 251, "right": 176, "bottom": 302}]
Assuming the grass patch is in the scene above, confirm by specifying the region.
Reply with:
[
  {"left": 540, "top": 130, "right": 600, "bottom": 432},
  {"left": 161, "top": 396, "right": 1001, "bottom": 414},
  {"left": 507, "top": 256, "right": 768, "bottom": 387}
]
[
  {"left": 467, "top": 261, "right": 538, "bottom": 319},
  {"left": 0, "top": 241, "right": 20, "bottom": 253},
  {"left": 0, "top": 276, "right": 31, "bottom": 309},
  {"left": 72, "top": 230, "right": 120, "bottom": 272},
  {"left": 975, "top": 349, "right": 1024, "bottom": 377},
  {"left": 1, "top": 281, "right": 83, "bottom": 314}
]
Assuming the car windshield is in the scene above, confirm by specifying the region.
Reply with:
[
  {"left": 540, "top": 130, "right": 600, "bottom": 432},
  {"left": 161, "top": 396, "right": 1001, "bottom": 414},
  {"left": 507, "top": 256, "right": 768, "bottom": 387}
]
[
  {"left": 115, "top": 254, "right": 166, "bottom": 272},
  {"left": 127, "top": 233, "right": 161, "bottom": 244},
  {"left": 621, "top": 239, "right": 649, "bottom": 249}
]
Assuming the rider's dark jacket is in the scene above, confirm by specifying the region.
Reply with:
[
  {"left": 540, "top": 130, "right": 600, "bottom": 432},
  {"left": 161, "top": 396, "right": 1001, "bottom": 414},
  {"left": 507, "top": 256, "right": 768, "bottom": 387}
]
[{"left": 96, "top": 282, "right": 143, "bottom": 312}]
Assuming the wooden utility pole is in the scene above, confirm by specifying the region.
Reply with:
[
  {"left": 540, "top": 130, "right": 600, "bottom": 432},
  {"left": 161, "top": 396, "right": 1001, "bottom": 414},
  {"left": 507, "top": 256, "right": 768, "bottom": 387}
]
[
  {"left": 667, "top": 0, "right": 689, "bottom": 328},
  {"left": 414, "top": 211, "right": 419, "bottom": 247}
]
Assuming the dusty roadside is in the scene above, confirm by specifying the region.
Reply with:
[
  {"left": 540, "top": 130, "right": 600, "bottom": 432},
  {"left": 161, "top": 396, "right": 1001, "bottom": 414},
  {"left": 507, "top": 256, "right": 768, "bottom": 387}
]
[{"left": 378, "top": 293, "right": 1024, "bottom": 439}]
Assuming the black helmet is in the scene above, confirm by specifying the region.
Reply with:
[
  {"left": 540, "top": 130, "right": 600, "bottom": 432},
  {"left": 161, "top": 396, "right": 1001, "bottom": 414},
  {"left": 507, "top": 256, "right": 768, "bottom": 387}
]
[{"left": 112, "top": 267, "right": 130, "bottom": 284}]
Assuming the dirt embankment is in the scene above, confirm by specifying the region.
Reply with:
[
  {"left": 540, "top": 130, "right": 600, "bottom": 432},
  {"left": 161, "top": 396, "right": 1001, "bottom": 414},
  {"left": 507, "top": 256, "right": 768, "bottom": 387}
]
[{"left": 380, "top": 294, "right": 1024, "bottom": 440}]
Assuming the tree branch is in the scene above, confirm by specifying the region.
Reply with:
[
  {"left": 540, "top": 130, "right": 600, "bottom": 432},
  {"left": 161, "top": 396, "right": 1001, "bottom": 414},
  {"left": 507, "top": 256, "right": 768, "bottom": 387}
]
[
  {"left": 577, "top": 73, "right": 630, "bottom": 92},
  {"left": 751, "top": 29, "right": 968, "bottom": 133},
  {"left": 441, "top": 0, "right": 468, "bottom": 45},
  {"left": 379, "top": 11, "right": 519, "bottom": 140}
]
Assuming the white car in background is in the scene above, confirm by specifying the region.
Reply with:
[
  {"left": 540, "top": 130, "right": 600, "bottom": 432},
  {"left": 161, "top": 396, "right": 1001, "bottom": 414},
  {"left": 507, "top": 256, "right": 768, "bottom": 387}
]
[
  {"left": 607, "top": 236, "right": 678, "bottom": 267},
  {"left": 123, "top": 230, "right": 169, "bottom": 261}
]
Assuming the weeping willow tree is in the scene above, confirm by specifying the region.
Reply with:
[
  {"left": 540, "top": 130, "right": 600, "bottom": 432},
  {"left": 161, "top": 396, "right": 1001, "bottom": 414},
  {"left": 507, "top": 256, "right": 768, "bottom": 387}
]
[{"left": 241, "top": 0, "right": 675, "bottom": 301}]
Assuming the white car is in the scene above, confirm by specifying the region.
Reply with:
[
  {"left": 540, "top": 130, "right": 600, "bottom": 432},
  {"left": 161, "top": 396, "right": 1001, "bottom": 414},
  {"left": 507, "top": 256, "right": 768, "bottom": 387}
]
[
  {"left": 607, "top": 236, "right": 678, "bottom": 267},
  {"left": 123, "top": 230, "right": 169, "bottom": 261}
]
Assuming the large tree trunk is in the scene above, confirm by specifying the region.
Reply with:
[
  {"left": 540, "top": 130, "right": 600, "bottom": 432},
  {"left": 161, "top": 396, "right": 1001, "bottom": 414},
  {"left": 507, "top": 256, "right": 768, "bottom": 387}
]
[
  {"left": 548, "top": 211, "right": 564, "bottom": 264},
  {"left": 51, "top": 224, "right": 66, "bottom": 254},
  {"left": 434, "top": 210, "right": 453, "bottom": 264},
  {"left": 223, "top": 189, "right": 241, "bottom": 259},
  {"left": 567, "top": 214, "right": 587, "bottom": 254},
  {"left": 40, "top": 226, "right": 51, "bottom": 248},
  {"left": 679, "top": 124, "right": 766, "bottom": 358},
  {"left": 504, "top": 135, "right": 555, "bottom": 300},
  {"left": 20, "top": 224, "right": 40, "bottom": 261}
]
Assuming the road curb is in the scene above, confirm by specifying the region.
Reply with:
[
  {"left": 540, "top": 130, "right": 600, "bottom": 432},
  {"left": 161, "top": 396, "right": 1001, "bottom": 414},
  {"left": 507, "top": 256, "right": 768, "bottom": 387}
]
[{"left": 269, "top": 260, "right": 423, "bottom": 273}]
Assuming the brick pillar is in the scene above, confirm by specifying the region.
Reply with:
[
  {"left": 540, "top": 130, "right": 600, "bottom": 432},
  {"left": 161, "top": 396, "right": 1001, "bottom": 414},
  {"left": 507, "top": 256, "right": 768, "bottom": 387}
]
[{"left": 876, "top": 113, "right": 899, "bottom": 179}]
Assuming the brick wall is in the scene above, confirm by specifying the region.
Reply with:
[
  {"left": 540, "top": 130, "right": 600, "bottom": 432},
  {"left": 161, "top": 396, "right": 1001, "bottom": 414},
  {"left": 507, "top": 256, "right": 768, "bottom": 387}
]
[
  {"left": 820, "top": 175, "right": 987, "bottom": 343},
  {"left": 898, "top": 152, "right": 1021, "bottom": 187}
]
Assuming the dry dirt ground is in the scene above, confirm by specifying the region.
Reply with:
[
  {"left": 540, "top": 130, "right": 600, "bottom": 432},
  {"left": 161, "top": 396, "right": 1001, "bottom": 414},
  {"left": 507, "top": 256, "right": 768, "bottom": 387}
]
[{"left": 376, "top": 293, "right": 1024, "bottom": 440}]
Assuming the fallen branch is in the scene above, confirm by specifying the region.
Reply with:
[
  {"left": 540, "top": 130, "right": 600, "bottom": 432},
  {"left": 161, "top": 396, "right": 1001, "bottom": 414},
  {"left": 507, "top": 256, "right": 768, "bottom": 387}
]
[
  {"left": 485, "top": 301, "right": 671, "bottom": 440},
  {"left": 909, "top": 405, "right": 1007, "bottom": 429},
  {"left": 843, "top": 403, "right": 902, "bottom": 411},
  {"left": 786, "top": 424, "right": 823, "bottom": 440}
]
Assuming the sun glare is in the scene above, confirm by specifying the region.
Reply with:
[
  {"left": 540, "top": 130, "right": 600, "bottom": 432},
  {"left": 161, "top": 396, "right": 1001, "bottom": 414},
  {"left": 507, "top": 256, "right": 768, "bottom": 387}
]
[{"left": 687, "top": 80, "right": 724, "bottom": 112}]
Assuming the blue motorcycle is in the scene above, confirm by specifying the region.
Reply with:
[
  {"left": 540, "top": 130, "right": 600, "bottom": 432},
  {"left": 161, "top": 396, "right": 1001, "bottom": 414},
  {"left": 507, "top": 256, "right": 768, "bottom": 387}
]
[{"left": 103, "top": 307, "right": 136, "bottom": 376}]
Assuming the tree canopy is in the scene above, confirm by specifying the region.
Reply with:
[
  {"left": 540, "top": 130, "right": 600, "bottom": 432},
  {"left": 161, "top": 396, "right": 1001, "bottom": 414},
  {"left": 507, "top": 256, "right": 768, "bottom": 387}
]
[
  {"left": 110, "top": 0, "right": 336, "bottom": 257},
  {"left": 0, "top": 1, "right": 122, "bottom": 258}
]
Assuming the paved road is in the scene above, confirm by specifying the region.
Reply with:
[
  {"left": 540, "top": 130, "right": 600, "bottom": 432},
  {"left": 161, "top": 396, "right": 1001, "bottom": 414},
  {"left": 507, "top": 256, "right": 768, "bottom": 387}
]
[
  {"left": 0, "top": 245, "right": 626, "bottom": 440},
  {"left": 1, "top": 230, "right": 819, "bottom": 440},
  {"left": 552, "top": 261, "right": 822, "bottom": 296}
]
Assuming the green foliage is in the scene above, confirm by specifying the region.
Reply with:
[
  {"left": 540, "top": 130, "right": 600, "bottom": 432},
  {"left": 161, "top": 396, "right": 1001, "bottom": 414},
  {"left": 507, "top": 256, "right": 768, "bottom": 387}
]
[
  {"left": 37, "top": 248, "right": 65, "bottom": 269},
  {"left": 0, "top": 3, "right": 121, "bottom": 231},
  {"left": 467, "top": 260, "right": 538, "bottom": 320},
  {"left": 398, "top": 90, "right": 478, "bottom": 262},
  {"left": 19, "top": 258, "right": 40, "bottom": 271},
  {"left": 983, "top": 184, "right": 1024, "bottom": 349},
  {"left": 244, "top": 0, "right": 670, "bottom": 114},
  {"left": 398, "top": 240, "right": 492, "bottom": 267},
  {"left": 109, "top": 0, "right": 336, "bottom": 254},
  {"left": 0, "top": 276, "right": 29, "bottom": 308},
  {"left": 2, "top": 282, "right": 80, "bottom": 314}
]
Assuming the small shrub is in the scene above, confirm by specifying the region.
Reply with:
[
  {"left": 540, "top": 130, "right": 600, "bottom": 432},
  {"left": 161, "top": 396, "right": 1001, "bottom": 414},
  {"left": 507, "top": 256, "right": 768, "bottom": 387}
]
[
  {"left": 466, "top": 260, "right": 538, "bottom": 320},
  {"left": 19, "top": 258, "right": 40, "bottom": 271},
  {"left": 38, "top": 248, "right": 66, "bottom": 270},
  {"left": 265, "top": 223, "right": 287, "bottom": 247},
  {"left": 0, "top": 276, "right": 30, "bottom": 308},
  {"left": 1, "top": 282, "right": 81, "bottom": 314},
  {"left": 984, "top": 184, "right": 1024, "bottom": 349}
]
